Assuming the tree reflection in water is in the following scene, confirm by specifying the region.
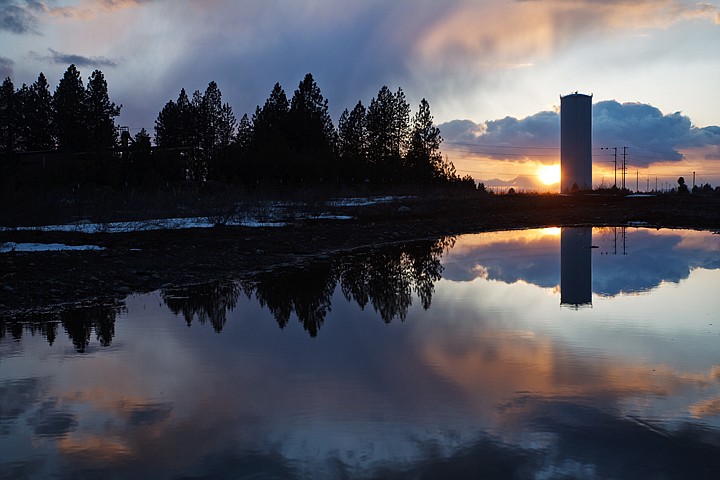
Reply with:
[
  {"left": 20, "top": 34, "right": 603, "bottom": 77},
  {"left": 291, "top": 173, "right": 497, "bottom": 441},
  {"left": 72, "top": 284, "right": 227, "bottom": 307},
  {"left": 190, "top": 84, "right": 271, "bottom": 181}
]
[
  {"left": 0, "top": 303, "right": 124, "bottom": 352},
  {"left": 169, "top": 236, "right": 454, "bottom": 337},
  {"left": 249, "top": 261, "right": 337, "bottom": 337},
  {"left": 0, "top": 237, "right": 454, "bottom": 345},
  {"left": 162, "top": 281, "right": 242, "bottom": 332},
  {"left": 338, "top": 237, "right": 454, "bottom": 323}
]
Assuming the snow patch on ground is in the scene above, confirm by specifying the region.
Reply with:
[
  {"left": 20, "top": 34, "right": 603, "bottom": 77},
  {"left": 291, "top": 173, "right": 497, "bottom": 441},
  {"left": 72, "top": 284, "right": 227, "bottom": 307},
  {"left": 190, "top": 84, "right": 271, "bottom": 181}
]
[
  {"left": 1, "top": 217, "right": 287, "bottom": 234},
  {"left": 0, "top": 196, "right": 407, "bottom": 233},
  {"left": 0, "top": 242, "right": 105, "bottom": 253}
]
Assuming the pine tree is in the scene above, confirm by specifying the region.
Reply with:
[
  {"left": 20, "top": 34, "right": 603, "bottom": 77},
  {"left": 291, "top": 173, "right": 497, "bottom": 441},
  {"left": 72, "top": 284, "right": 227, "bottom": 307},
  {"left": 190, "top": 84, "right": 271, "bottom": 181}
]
[
  {"left": 176, "top": 88, "right": 195, "bottom": 150},
  {"left": 235, "top": 113, "right": 253, "bottom": 151},
  {"left": 197, "top": 81, "right": 237, "bottom": 181},
  {"left": 232, "top": 113, "right": 254, "bottom": 183},
  {"left": 154, "top": 93, "right": 183, "bottom": 182},
  {"left": 252, "top": 83, "right": 290, "bottom": 181},
  {"left": 218, "top": 103, "right": 237, "bottom": 149},
  {"left": 200, "top": 83, "right": 236, "bottom": 162},
  {"left": 337, "top": 100, "right": 367, "bottom": 181},
  {"left": 0, "top": 77, "right": 17, "bottom": 154},
  {"left": 287, "top": 73, "right": 336, "bottom": 181},
  {"left": 154, "top": 99, "right": 180, "bottom": 148},
  {"left": 366, "top": 86, "right": 396, "bottom": 180},
  {"left": 85, "top": 69, "right": 121, "bottom": 151},
  {"left": 406, "top": 98, "right": 443, "bottom": 182},
  {"left": 54, "top": 65, "right": 88, "bottom": 151},
  {"left": 155, "top": 88, "right": 205, "bottom": 181},
  {"left": 15, "top": 83, "right": 30, "bottom": 151},
  {"left": 392, "top": 87, "right": 410, "bottom": 162},
  {"left": 26, "top": 73, "right": 55, "bottom": 150}
]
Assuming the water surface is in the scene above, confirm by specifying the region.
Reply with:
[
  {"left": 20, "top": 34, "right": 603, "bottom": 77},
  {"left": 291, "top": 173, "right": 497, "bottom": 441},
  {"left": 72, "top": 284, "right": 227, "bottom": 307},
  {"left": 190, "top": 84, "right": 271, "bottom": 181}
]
[{"left": 1, "top": 227, "right": 719, "bottom": 479}]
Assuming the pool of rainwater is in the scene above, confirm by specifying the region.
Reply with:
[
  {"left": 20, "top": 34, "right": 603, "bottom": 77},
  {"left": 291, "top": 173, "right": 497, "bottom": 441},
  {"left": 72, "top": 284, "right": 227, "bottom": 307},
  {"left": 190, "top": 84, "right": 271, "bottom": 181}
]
[{"left": 1, "top": 227, "right": 719, "bottom": 479}]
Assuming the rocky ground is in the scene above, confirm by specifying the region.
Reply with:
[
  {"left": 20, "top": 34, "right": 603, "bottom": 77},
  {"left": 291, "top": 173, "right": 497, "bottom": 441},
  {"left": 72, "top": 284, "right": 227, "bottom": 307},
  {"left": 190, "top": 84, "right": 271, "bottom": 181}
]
[{"left": 1, "top": 193, "right": 719, "bottom": 316}]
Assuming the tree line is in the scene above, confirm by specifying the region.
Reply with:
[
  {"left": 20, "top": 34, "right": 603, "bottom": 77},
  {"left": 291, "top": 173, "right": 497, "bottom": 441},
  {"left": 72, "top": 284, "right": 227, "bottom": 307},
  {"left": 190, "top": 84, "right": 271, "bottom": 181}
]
[
  {"left": 0, "top": 65, "right": 474, "bottom": 190},
  {"left": 0, "top": 66, "right": 119, "bottom": 155}
]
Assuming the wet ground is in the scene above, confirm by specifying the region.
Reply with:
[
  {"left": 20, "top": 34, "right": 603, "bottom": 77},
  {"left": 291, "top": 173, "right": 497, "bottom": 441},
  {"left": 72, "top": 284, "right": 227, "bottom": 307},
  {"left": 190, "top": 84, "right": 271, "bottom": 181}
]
[{"left": 1, "top": 193, "right": 719, "bottom": 316}]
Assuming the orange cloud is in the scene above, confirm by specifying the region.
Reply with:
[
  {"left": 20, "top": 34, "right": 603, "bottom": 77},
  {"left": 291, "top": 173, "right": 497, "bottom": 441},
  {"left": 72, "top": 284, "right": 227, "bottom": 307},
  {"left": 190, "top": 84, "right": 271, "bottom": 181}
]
[
  {"left": 414, "top": 0, "right": 720, "bottom": 69},
  {"left": 47, "top": 0, "right": 153, "bottom": 21}
]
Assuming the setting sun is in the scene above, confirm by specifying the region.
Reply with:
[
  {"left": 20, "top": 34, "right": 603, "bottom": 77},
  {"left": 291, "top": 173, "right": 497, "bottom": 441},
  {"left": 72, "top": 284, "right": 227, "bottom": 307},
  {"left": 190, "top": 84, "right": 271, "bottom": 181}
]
[{"left": 538, "top": 164, "right": 561, "bottom": 185}]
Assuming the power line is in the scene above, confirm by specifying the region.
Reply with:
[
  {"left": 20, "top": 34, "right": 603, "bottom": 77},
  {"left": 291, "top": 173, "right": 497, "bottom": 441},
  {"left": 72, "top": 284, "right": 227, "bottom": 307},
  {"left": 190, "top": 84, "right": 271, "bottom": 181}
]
[
  {"left": 456, "top": 168, "right": 550, "bottom": 177},
  {"left": 443, "top": 148, "right": 560, "bottom": 157},
  {"left": 442, "top": 141, "right": 719, "bottom": 162},
  {"left": 443, "top": 141, "right": 559, "bottom": 150}
]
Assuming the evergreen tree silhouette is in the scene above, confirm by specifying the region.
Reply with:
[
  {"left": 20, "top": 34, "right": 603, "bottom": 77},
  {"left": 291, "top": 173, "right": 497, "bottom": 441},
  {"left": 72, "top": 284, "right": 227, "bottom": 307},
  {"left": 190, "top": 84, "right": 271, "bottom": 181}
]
[
  {"left": 25, "top": 73, "right": 55, "bottom": 151},
  {"left": 251, "top": 83, "right": 290, "bottom": 182},
  {"left": 0, "top": 77, "right": 17, "bottom": 154},
  {"left": 287, "top": 73, "right": 336, "bottom": 181},
  {"left": 406, "top": 98, "right": 443, "bottom": 182},
  {"left": 53, "top": 65, "right": 88, "bottom": 151},
  {"left": 85, "top": 69, "right": 121, "bottom": 152},
  {"left": 337, "top": 101, "right": 368, "bottom": 182}
]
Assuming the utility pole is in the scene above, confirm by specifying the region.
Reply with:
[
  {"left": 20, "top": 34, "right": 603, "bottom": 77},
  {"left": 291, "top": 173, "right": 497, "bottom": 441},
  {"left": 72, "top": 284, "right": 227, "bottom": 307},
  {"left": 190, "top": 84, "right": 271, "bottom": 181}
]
[
  {"left": 600, "top": 147, "right": 618, "bottom": 188},
  {"left": 613, "top": 147, "right": 618, "bottom": 188},
  {"left": 622, "top": 147, "right": 628, "bottom": 191},
  {"left": 693, "top": 171, "right": 696, "bottom": 189}
]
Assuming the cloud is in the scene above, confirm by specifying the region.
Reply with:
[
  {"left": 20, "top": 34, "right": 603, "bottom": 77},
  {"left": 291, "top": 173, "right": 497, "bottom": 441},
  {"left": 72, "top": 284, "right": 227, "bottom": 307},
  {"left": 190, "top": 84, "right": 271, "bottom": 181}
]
[
  {"left": 98, "top": 0, "right": 155, "bottom": 9},
  {"left": 0, "top": 0, "right": 44, "bottom": 33},
  {"left": 30, "top": 47, "right": 118, "bottom": 68},
  {"left": 415, "top": 0, "right": 720, "bottom": 69},
  {"left": 5, "top": 0, "right": 715, "bottom": 140},
  {"left": 0, "top": 0, "right": 157, "bottom": 28},
  {"left": 440, "top": 101, "right": 720, "bottom": 168},
  {"left": 50, "top": 0, "right": 157, "bottom": 18},
  {"left": 593, "top": 101, "right": 720, "bottom": 166},
  {"left": 0, "top": 55, "right": 13, "bottom": 77}
]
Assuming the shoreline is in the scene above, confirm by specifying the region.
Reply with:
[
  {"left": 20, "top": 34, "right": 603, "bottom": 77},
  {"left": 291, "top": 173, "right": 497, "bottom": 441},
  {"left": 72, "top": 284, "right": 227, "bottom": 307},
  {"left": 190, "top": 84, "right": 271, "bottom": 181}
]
[{"left": 2, "top": 193, "right": 719, "bottom": 317}]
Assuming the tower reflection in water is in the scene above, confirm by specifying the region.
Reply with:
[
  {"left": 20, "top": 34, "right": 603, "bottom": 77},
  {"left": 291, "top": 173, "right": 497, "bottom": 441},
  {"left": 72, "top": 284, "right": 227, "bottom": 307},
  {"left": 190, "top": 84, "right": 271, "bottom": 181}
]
[{"left": 560, "top": 227, "right": 592, "bottom": 307}]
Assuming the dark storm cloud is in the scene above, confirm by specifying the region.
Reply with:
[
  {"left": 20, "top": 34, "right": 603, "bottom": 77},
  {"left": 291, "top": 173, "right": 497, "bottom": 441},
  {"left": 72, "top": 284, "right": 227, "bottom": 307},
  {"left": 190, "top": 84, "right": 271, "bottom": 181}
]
[
  {"left": 439, "top": 119, "right": 485, "bottom": 144},
  {"left": 483, "top": 111, "right": 560, "bottom": 148},
  {"left": 439, "top": 111, "right": 560, "bottom": 163},
  {"left": 0, "top": 55, "right": 14, "bottom": 77},
  {"left": 153, "top": 1, "right": 448, "bottom": 121},
  {"left": 30, "top": 47, "right": 118, "bottom": 68},
  {"left": 440, "top": 101, "right": 720, "bottom": 166},
  {"left": 593, "top": 100, "right": 720, "bottom": 165},
  {"left": 0, "top": 0, "right": 44, "bottom": 33}
]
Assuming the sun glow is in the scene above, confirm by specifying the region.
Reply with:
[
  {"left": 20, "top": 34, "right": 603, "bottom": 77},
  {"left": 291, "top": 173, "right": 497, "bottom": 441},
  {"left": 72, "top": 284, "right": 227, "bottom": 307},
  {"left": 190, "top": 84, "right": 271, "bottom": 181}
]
[{"left": 538, "top": 164, "right": 560, "bottom": 185}]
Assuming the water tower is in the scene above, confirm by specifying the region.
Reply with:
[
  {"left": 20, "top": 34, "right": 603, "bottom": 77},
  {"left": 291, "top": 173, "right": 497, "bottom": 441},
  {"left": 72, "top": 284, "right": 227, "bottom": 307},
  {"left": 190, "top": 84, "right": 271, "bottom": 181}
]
[{"left": 560, "top": 93, "right": 592, "bottom": 193}]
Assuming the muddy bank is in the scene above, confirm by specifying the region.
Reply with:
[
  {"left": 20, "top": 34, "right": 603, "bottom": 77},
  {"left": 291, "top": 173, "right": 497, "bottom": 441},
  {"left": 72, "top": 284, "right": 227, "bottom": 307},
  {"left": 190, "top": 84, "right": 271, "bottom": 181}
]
[{"left": 1, "top": 193, "right": 719, "bottom": 316}]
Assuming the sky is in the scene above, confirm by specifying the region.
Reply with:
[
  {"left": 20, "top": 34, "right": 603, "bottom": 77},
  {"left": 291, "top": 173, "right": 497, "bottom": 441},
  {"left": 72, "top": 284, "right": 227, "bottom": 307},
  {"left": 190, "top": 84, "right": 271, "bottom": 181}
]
[{"left": 2, "top": 0, "right": 720, "bottom": 189}]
